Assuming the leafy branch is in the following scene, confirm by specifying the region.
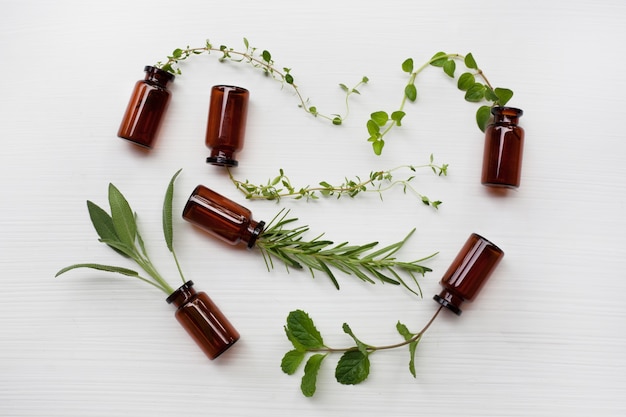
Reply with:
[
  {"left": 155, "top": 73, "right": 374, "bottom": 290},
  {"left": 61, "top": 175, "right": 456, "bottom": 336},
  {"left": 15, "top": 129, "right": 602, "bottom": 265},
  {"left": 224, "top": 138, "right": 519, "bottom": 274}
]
[
  {"left": 282, "top": 307, "right": 443, "bottom": 397},
  {"left": 367, "top": 52, "right": 514, "bottom": 155},
  {"left": 227, "top": 155, "right": 448, "bottom": 208},
  {"left": 157, "top": 38, "right": 368, "bottom": 126},
  {"left": 55, "top": 170, "right": 186, "bottom": 295},
  {"left": 255, "top": 210, "right": 436, "bottom": 296}
]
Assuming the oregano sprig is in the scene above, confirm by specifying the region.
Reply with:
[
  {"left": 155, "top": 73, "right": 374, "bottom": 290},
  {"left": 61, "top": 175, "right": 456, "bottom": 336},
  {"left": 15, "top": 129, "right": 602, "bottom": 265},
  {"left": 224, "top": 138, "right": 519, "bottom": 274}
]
[
  {"left": 367, "top": 52, "right": 514, "bottom": 155},
  {"left": 55, "top": 170, "right": 186, "bottom": 295},
  {"left": 282, "top": 307, "right": 443, "bottom": 397},
  {"left": 255, "top": 210, "right": 436, "bottom": 296},
  {"left": 157, "top": 38, "right": 367, "bottom": 126},
  {"left": 227, "top": 155, "right": 448, "bottom": 208}
]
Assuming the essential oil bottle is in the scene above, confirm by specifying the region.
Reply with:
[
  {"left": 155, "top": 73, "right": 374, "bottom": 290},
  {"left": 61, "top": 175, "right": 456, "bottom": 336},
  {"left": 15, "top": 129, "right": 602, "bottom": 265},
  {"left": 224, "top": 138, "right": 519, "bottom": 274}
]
[
  {"left": 205, "top": 85, "right": 250, "bottom": 167},
  {"left": 433, "top": 233, "right": 504, "bottom": 315},
  {"left": 481, "top": 107, "right": 525, "bottom": 188},
  {"left": 182, "top": 185, "right": 265, "bottom": 248},
  {"left": 118, "top": 66, "right": 174, "bottom": 148}
]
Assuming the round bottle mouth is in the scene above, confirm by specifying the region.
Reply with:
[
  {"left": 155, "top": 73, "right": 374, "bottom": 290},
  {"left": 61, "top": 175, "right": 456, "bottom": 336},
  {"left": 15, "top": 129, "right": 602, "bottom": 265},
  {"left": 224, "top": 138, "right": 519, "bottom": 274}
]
[
  {"left": 247, "top": 221, "right": 266, "bottom": 248},
  {"left": 144, "top": 65, "right": 175, "bottom": 83},
  {"left": 206, "top": 155, "right": 238, "bottom": 167},
  {"left": 433, "top": 294, "right": 462, "bottom": 316},
  {"left": 166, "top": 280, "right": 195, "bottom": 304}
]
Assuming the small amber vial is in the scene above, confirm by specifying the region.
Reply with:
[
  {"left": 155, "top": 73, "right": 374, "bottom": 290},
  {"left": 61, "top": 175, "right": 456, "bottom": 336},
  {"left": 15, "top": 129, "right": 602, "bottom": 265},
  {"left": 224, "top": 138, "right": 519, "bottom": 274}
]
[
  {"left": 205, "top": 85, "right": 249, "bottom": 167},
  {"left": 433, "top": 233, "right": 504, "bottom": 315},
  {"left": 182, "top": 185, "right": 265, "bottom": 248},
  {"left": 166, "top": 281, "right": 240, "bottom": 360},
  {"left": 117, "top": 66, "right": 175, "bottom": 148},
  {"left": 481, "top": 107, "right": 525, "bottom": 188}
]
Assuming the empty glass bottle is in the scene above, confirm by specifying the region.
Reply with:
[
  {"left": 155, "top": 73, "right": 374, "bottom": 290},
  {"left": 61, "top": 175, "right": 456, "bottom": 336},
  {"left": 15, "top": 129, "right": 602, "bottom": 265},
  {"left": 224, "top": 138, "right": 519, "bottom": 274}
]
[
  {"left": 182, "top": 185, "right": 265, "bottom": 248},
  {"left": 433, "top": 233, "right": 504, "bottom": 315},
  {"left": 166, "top": 281, "right": 240, "bottom": 360},
  {"left": 481, "top": 107, "right": 525, "bottom": 188},
  {"left": 205, "top": 85, "right": 250, "bottom": 167},
  {"left": 118, "top": 66, "right": 175, "bottom": 148}
]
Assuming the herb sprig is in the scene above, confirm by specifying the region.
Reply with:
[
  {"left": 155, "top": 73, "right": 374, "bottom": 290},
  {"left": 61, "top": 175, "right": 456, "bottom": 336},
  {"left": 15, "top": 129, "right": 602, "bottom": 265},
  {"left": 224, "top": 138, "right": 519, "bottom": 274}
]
[
  {"left": 55, "top": 170, "right": 185, "bottom": 295},
  {"left": 282, "top": 308, "right": 443, "bottom": 397},
  {"left": 255, "top": 210, "right": 436, "bottom": 296},
  {"left": 157, "top": 38, "right": 367, "bottom": 126},
  {"left": 228, "top": 155, "right": 448, "bottom": 208},
  {"left": 367, "top": 52, "right": 514, "bottom": 155}
]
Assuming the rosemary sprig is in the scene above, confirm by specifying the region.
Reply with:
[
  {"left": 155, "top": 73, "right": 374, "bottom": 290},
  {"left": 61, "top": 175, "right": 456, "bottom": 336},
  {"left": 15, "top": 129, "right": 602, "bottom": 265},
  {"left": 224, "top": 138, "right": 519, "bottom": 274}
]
[
  {"left": 228, "top": 155, "right": 448, "bottom": 208},
  {"left": 255, "top": 210, "right": 436, "bottom": 296}
]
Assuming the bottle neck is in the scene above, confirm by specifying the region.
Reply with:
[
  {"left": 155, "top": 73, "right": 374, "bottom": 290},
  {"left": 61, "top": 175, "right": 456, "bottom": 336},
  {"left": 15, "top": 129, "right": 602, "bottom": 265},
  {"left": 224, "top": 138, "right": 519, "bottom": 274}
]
[
  {"left": 166, "top": 281, "right": 196, "bottom": 307},
  {"left": 242, "top": 220, "right": 266, "bottom": 249},
  {"left": 144, "top": 65, "right": 175, "bottom": 88},
  {"left": 433, "top": 289, "right": 464, "bottom": 316},
  {"left": 491, "top": 106, "right": 523, "bottom": 125}
]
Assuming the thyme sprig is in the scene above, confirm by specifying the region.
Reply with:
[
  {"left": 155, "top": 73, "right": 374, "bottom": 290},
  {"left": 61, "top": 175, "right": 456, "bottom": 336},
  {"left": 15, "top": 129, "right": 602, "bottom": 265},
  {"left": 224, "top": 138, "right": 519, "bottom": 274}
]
[
  {"left": 255, "top": 210, "right": 436, "bottom": 296},
  {"left": 55, "top": 170, "right": 185, "bottom": 295},
  {"left": 282, "top": 307, "right": 443, "bottom": 397},
  {"left": 228, "top": 155, "right": 448, "bottom": 208},
  {"left": 157, "top": 38, "right": 367, "bottom": 126},
  {"left": 367, "top": 52, "right": 514, "bottom": 155}
]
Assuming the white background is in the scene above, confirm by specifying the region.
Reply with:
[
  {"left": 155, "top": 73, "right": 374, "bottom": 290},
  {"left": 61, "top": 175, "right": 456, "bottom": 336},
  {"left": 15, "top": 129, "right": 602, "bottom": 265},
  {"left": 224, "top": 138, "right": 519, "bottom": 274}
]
[{"left": 2, "top": 0, "right": 625, "bottom": 416}]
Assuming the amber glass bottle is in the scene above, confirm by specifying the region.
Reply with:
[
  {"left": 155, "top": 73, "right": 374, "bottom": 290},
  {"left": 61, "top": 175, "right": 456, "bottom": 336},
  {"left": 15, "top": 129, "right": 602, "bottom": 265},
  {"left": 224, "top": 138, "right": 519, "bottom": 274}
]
[
  {"left": 433, "top": 233, "right": 504, "bottom": 315},
  {"left": 481, "top": 107, "right": 525, "bottom": 188},
  {"left": 182, "top": 185, "right": 265, "bottom": 248},
  {"left": 166, "top": 281, "right": 240, "bottom": 360},
  {"left": 205, "top": 85, "right": 249, "bottom": 167},
  {"left": 117, "top": 66, "right": 175, "bottom": 148}
]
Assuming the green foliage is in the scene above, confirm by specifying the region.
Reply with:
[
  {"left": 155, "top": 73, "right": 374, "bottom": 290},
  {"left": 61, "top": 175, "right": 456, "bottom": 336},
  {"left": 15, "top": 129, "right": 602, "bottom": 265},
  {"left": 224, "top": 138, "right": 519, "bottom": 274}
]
[
  {"left": 55, "top": 171, "right": 187, "bottom": 295},
  {"left": 281, "top": 308, "right": 441, "bottom": 396},
  {"left": 228, "top": 158, "right": 447, "bottom": 206},
  {"left": 256, "top": 211, "right": 436, "bottom": 295},
  {"left": 156, "top": 38, "right": 367, "bottom": 128}
]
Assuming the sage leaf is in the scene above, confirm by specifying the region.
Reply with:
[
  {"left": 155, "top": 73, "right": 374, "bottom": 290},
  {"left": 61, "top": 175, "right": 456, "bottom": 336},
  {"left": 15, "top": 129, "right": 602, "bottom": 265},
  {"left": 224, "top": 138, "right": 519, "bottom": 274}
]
[
  {"left": 108, "top": 183, "right": 137, "bottom": 248},
  {"left": 163, "top": 169, "right": 182, "bottom": 252},
  {"left": 281, "top": 350, "right": 306, "bottom": 375},
  {"left": 301, "top": 354, "right": 327, "bottom": 397},
  {"left": 476, "top": 105, "right": 492, "bottom": 132},
  {"left": 87, "top": 200, "right": 128, "bottom": 257},
  {"left": 335, "top": 350, "right": 370, "bottom": 385},
  {"left": 286, "top": 310, "right": 325, "bottom": 349},
  {"left": 55, "top": 263, "right": 139, "bottom": 278},
  {"left": 494, "top": 87, "right": 514, "bottom": 106}
]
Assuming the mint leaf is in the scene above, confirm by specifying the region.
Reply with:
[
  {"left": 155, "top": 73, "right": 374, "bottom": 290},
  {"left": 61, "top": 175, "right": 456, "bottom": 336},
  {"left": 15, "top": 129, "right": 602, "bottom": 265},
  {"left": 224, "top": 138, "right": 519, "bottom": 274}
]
[
  {"left": 281, "top": 350, "right": 306, "bottom": 375},
  {"left": 396, "top": 321, "right": 419, "bottom": 377},
  {"left": 342, "top": 323, "right": 369, "bottom": 355},
  {"left": 335, "top": 350, "right": 370, "bottom": 385},
  {"left": 301, "top": 354, "right": 327, "bottom": 397},
  {"left": 286, "top": 310, "right": 325, "bottom": 349}
]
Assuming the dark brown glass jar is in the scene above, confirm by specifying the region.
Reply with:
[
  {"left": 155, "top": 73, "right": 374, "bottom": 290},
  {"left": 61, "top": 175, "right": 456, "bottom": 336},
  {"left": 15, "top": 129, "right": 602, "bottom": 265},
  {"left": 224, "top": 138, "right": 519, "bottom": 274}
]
[
  {"left": 481, "top": 107, "right": 525, "bottom": 188},
  {"left": 117, "top": 66, "right": 175, "bottom": 148},
  {"left": 433, "top": 233, "right": 504, "bottom": 315},
  {"left": 166, "top": 281, "right": 239, "bottom": 360},
  {"left": 182, "top": 185, "right": 265, "bottom": 248},
  {"left": 205, "top": 85, "right": 249, "bottom": 167}
]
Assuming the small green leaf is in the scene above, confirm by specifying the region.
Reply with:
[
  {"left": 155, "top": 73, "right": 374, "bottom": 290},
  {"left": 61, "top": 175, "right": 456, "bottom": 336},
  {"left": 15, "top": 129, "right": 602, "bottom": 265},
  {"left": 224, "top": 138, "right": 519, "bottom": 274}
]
[
  {"left": 332, "top": 116, "right": 342, "bottom": 125},
  {"left": 391, "top": 111, "right": 406, "bottom": 126},
  {"left": 172, "top": 48, "right": 183, "bottom": 59},
  {"left": 396, "top": 321, "right": 419, "bottom": 377},
  {"left": 465, "top": 83, "right": 486, "bottom": 102},
  {"left": 261, "top": 50, "right": 271, "bottom": 62},
  {"left": 55, "top": 263, "right": 140, "bottom": 278},
  {"left": 301, "top": 354, "right": 327, "bottom": 397},
  {"left": 372, "top": 140, "right": 384, "bottom": 156},
  {"left": 86, "top": 200, "right": 126, "bottom": 257},
  {"left": 476, "top": 105, "right": 492, "bottom": 132},
  {"left": 163, "top": 169, "right": 182, "bottom": 252},
  {"left": 402, "top": 58, "right": 414, "bottom": 73},
  {"left": 485, "top": 87, "right": 499, "bottom": 102},
  {"left": 457, "top": 72, "right": 475, "bottom": 91},
  {"left": 335, "top": 350, "right": 370, "bottom": 385},
  {"left": 430, "top": 51, "right": 448, "bottom": 67},
  {"left": 443, "top": 60, "right": 456, "bottom": 78},
  {"left": 370, "top": 111, "right": 389, "bottom": 127},
  {"left": 339, "top": 83, "right": 349, "bottom": 92},
  {"left": 494, "top": 87, "right": 514, "bottom": 106},
  {"left": 108, "top": 184, "right": 137, "bottom": 249},
  {"left": 281, "top": 350, "right": 306, "bottom": 375},
  {"left": 465, "top": 53, "right": 478, "bottom": 69},
  {"left": 342, "top": 323, "right": 369, "bottom": 355},
  {"left": 404, "top": 84, "right": 417, "bottom": 101},
  {"left": 285, "top": 73, "right": 294, "bottom": 84},
  {"left": 243, "top": 37, "right": 249, "bottom": 49},
  {"left": 286, "top": 310, "right": 325, "bottom": 349}
]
